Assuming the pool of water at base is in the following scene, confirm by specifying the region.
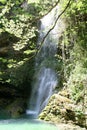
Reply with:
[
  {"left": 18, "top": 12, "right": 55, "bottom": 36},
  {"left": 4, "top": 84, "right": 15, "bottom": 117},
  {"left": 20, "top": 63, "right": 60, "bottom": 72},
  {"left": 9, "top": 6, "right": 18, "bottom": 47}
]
[{"left": 0, "top": 116, "right": 59, "bottom": 130}]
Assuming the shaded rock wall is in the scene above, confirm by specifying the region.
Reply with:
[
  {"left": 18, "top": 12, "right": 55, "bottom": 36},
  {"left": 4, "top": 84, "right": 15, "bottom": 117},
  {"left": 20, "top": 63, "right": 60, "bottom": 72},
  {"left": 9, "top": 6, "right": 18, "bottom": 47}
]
[{"left": 0, "top": 31, "right": 34, "bottom": 117}]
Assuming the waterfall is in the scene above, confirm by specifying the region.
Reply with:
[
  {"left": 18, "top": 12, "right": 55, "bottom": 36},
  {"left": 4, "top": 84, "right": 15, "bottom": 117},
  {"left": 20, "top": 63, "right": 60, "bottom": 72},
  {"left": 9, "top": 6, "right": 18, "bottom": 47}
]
[{"left": 26, "top": 5, "right": 65, "bottom": 117}]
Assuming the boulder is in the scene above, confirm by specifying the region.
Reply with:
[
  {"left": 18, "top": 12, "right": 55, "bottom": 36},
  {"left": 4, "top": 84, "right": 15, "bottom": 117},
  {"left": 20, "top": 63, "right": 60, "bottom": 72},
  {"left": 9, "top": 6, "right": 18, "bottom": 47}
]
[{"left": 39, "top": 89, "right": 87, "bottom": 128}]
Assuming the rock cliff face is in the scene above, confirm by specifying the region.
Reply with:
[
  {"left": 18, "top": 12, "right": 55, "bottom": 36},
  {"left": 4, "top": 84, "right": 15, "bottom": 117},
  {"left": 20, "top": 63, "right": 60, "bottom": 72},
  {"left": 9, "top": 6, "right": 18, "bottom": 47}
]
[
  {"left": 0, "top": 31, "right": 34, "bottom": 117},
  {"left": 0, "top": 33, "right": 18, "bottom": 115},
  {"left": 0, "top": 82, "right": 27, "bottom": 118}
]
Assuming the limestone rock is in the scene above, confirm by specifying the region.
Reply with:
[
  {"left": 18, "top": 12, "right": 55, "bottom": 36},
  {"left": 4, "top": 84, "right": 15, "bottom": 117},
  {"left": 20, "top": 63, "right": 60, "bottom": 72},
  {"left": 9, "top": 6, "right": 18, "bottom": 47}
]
[{"left": 39, "top": 89, "right": 87, "bottom": 128}]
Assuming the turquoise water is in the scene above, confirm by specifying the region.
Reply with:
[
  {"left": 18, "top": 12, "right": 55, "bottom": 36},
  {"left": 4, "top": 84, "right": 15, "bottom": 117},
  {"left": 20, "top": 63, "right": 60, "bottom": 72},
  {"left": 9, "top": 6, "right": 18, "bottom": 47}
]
[{"left": 0, "top": 119, "right": 58, "bottom": 130}]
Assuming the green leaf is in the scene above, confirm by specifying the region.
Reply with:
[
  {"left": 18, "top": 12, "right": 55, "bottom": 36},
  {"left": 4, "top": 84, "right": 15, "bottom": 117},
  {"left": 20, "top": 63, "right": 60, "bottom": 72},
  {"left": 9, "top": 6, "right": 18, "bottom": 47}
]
[
  {"left": 24, "top": 50, "right": 35, "bottom": 55},
  {"left": 0, "top": 0, "right": 6, "bottom": 4}
]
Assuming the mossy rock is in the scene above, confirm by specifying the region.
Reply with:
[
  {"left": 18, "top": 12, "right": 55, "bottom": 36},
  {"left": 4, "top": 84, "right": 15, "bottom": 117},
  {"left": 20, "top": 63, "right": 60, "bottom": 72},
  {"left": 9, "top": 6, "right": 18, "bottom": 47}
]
[{"left": 39, "top": 89, "right": 87, "bottom": 128}]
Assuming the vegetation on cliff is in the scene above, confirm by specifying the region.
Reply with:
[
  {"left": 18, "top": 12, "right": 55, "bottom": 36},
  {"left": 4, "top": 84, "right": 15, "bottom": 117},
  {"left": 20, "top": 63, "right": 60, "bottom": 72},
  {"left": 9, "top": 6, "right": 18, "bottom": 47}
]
[{"left": 39, "top": 0, "right": 87, "bottom": 128}]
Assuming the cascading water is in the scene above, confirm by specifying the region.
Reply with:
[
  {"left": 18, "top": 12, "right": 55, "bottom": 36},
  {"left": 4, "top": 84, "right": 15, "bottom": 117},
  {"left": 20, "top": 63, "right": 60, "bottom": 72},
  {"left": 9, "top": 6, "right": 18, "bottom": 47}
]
[{"left": 26, "top": 5, "right": 65, "bottom": 117}]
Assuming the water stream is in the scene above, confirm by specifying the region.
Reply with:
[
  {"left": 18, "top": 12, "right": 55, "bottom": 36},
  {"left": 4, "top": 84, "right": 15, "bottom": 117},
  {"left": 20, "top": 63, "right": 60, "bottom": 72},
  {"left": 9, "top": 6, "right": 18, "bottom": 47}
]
[{"left": 26, "top": 5, "right": 65, "bottom": 116}]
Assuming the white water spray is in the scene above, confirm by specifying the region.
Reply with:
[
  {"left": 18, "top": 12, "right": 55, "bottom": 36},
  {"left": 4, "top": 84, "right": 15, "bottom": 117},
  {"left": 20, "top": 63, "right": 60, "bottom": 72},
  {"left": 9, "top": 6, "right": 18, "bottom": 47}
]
[{"left": 26, "top": 5, "right": 65, "bottom": 117}]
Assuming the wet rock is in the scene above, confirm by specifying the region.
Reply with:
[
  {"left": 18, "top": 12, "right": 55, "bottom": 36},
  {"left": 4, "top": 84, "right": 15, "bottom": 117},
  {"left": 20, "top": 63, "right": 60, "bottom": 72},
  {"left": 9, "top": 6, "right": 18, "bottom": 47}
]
[{"left": 6, "top": 98, "right": 26, "bottom": 118}]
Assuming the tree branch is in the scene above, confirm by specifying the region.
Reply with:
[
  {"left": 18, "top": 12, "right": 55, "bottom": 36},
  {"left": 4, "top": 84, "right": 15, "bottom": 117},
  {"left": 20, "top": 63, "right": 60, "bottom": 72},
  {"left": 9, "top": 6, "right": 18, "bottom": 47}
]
[
  {"left": 35, "top": 0, "right": 60, "bottom": 21},
  {"left": 37, "top": 0, "right": 72, "bottom": 54},
  {"left": 28, "top": 0, "right": 72, "bottom": 60}
]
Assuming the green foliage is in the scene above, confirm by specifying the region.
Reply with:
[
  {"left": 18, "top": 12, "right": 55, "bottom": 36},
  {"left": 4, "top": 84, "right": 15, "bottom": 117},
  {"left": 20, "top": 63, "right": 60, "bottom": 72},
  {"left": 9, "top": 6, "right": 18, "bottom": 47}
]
[
  {"left": 0, "top": 0, "right": 6, "bottom": 4},
  {"left": 0, "top": 0, "right": 59, "bottom": 87},
  {"left": 60, "top": 0, "right": 87, "bottom": 104},
  {"left": 0, "top": 0, "right": 37, "bottom": 85},
  {"left": 67, "top": 63, "right": 87, "bottom": 102}
]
